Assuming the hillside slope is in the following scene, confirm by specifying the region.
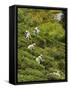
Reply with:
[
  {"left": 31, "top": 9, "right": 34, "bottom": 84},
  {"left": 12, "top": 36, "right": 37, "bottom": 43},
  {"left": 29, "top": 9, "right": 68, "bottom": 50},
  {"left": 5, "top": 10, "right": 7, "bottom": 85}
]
[{"left": 17, "top": 8, "right": 65, "bottom": 82}]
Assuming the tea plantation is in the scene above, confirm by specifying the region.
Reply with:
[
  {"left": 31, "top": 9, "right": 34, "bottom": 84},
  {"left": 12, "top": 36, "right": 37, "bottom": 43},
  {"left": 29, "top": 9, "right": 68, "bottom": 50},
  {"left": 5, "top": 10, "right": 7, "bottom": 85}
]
[{"left": 17, "top": 8, "right": 65, "bottom": 82}]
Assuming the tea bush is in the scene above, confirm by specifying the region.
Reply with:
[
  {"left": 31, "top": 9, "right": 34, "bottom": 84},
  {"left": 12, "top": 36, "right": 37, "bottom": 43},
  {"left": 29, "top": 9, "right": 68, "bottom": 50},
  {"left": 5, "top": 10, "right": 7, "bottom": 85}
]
[{"left": 17, "top": 8, "right": 65, "bottom": 82}]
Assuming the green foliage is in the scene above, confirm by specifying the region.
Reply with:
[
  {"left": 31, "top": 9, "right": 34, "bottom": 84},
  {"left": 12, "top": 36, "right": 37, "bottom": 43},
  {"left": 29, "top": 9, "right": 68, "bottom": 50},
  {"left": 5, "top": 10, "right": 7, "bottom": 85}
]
[{"left": 17, "top": 8, "right": 65, "bottom": 82}]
